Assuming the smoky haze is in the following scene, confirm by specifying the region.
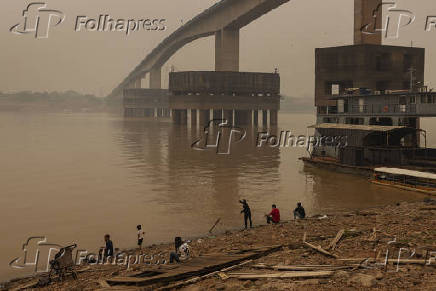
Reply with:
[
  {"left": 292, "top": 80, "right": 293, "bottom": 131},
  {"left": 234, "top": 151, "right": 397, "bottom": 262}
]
[{"left": 1, "top": 0, "right": 435, "bottom": 98}]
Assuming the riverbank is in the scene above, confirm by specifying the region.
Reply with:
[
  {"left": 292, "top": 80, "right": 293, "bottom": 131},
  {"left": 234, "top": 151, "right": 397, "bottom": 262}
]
[{"left": 4, "top": 199, "right": 436, "bottom": 290}]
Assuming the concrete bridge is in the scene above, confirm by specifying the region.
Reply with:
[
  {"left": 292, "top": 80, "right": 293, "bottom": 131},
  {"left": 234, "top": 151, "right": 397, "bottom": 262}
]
[{"left": 109, "top": 0, "right": 290, "bottom": 98}]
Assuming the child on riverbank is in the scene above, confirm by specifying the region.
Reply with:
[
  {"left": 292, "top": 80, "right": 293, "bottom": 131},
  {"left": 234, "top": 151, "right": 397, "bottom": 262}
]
[{"left": 137, "top": 225, "right": 145, "bottom": 253}]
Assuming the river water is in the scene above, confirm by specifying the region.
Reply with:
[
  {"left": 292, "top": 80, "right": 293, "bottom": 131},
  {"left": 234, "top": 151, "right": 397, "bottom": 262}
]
[{"left": 0, "top": 112, "right": 430, "bottom": 281}]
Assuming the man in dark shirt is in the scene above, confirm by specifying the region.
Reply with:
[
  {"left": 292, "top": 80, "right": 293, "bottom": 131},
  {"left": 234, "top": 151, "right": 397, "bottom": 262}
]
[
  {"left": 104, "top": 234, "right": 114, "bottom": 259},
  {"left": 293, "top": 202, "right": 306, "bottom": 219},
  {"left": 266, "top": 204, "right": 280, "bottom": 224},
  {"left": 239, "top": 199, "right": 252, "bottom": 229}
]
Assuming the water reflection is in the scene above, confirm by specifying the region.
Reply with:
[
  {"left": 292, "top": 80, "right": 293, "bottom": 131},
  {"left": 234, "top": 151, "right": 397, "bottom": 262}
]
[{"left": 117, "top": 119, "right": 281, "bottom": 219}]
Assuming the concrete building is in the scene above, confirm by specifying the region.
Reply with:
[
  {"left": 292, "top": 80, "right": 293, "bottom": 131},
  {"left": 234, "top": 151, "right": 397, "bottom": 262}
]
[
  {"left": 315, "top": 0, "right": 425, "bottom": 116},
  {"left": 315, "top": 45, "right": 425, "bottom": 111}
]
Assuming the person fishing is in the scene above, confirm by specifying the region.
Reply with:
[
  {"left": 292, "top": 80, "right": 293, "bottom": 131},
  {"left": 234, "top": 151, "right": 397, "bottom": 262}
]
[
  {"left": 266, "top": 204, "right": 280, "bottom": 224},
  {"left": 293, "top": 202, "right": 306, "bottom": 219},
  {"left": 239, "top": 199, "right": 252, "bottom": 229}
]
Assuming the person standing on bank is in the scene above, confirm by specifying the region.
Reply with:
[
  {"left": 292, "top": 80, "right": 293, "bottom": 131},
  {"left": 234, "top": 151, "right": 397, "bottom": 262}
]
[
  {"left": 137, "top": 225, "right": 145, "bottom": 253},
  {"left": 104, "top": 234, "right": 114, "bottom": 259},
  {"left": 239, "top": 199, "right": 252, "bottom": 229}
]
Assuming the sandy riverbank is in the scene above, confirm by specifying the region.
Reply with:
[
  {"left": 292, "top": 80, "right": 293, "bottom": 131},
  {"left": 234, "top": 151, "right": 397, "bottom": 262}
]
[{"left": 4, "top": 199, "right": 436, "bottom": 290}]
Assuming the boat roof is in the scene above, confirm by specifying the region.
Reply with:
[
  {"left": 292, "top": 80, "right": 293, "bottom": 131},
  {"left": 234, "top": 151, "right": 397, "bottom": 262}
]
[
  {"left": 308, "top": 123, "right": 409, "bottom": 132},
  {"left": 374, "top": 167, "right": 436, "bottom": 180}
]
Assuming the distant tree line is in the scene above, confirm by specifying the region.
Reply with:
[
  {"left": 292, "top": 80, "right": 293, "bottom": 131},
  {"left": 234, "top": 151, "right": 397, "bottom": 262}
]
[{"left": 0, "top": 90, "right": 106, "bottom": 112}]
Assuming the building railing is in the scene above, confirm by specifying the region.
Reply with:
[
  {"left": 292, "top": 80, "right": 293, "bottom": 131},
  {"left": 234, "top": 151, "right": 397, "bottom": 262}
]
[{"left": 324, "top": 104, "right": 417, "bottom": 115}]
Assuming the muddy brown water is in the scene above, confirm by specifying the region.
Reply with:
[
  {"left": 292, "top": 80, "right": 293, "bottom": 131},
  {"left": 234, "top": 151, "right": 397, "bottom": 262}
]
[{"left": 1, "top": 112, "right": 431, "bottom": 281}]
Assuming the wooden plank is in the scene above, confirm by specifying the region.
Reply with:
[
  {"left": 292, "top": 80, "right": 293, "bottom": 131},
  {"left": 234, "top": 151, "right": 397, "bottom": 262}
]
[
  {"left": 304, "top": 241, "right": 338, "bottom": 258},
  {"left": 98, "top": 279, "right": 111, "bottom": 288},
  {"left": 108, "top": 246, "right": 282, "bottom": 286},
  {"left": 328, "top": 229, "right": 345, "bottom": 250},
  {"left": 253, "top": 264, "right": 353, "bottom": 271},
  {"left": 338, "top": 258, "right": 428, "bottom": 264},
  {"left": 228, "top": 271, "right": 334, "bottom": 279}
]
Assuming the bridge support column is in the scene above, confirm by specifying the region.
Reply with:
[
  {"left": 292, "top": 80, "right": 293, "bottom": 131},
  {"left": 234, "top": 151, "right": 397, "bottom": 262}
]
[
  {"left": 191, "top": 109, "right": 197, "bottom": 126},
  {"left": 270, "top": 110, "right": 278, "bottom": 126},
  {"left": 253, "top": 110, "right": 259, "bottom": 126},
  {"left": 234, "top": 110, "right": 252, "bottom": 126},
  {"left": 134, "top": 78, "right": 142, "bottom": 88},
  {"left": 215, "top": 29, "right": 239, "bottom": 71},
  {"left": 262, "top": 110, "right": 268, "bottom": 127},
  {"left": 223, "top": 110, "right": 233, "bottom": 126},
  {"left": 199, "top": 109, "right": 210, "bottom": 126},
  {"left": 150, "top": 67, "right": 162, "bottom": 89}
]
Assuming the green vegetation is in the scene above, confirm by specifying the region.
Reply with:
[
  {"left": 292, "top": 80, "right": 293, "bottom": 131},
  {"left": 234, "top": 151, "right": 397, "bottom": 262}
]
[{"left": 0, "top": 90, "right": 106, "bottom": 112}]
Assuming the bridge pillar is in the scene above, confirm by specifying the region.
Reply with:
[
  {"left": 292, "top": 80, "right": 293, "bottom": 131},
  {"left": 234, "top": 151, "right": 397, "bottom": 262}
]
[
  {"left": 150, "top": 67, "right": 162, "bottom": 89},
  {"left": 215, "top": 29, "right": 239, "bottom": 71},
  {"left": 134, "top": 78, "right": 142, "bottom": 88},
  {"left": 270, "top": 110, "right": 278, "bottom": 126},
  {"left": 253, "top": 110, "right": 259, "bottom": 126},
  {"left": 262, "top": 110, "right": 268, "bottom": 127}
]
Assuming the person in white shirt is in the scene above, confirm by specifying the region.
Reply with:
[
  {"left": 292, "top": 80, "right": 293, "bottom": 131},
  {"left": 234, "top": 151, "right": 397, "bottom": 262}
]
[{"left": 137, "top": 225, "right": 145, "bottom": 253}]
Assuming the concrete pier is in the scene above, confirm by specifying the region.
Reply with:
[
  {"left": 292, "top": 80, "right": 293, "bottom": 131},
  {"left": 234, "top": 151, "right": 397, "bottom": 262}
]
[
  {"left": 150, "top": 67, "right": 162, "bottom": 89},
  {"left": 262, "top": 110, "right": 268, "bottom": 127},
  {"left": 253, "top": 110, "right": 259, "bottom": 126},
  {"left": 270, "top": 110, "right": 278, "bottom": 126},
  {"left": 215, "top": 29, "right": 239, "bottom": 72}
]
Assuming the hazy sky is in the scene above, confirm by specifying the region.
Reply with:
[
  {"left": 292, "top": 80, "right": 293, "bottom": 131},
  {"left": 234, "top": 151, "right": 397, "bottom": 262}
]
[{"left": 1, "top": 0, "right": 435, "bottom": 97}]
